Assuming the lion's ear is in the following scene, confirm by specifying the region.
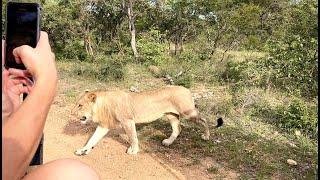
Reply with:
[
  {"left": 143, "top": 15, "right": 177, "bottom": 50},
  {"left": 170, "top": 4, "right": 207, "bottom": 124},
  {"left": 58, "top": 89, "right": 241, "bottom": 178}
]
[
  {"left": 84, "top": 89, "right": 90, "bottom": 93},
  {"left": 88, "top": 93, "right": 97, "bottom": 102}
]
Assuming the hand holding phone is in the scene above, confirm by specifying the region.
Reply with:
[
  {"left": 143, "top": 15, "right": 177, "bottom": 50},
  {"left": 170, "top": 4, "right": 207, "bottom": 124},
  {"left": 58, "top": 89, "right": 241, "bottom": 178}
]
[
  {"left": 9, "top": 32, "right": 57, "bottom": 81},
  {"left": 5, "top": 2, "right": 56, "bottom": 82},
  {"left": 5, "top": 2, "right": 40, "bottom": 70}
]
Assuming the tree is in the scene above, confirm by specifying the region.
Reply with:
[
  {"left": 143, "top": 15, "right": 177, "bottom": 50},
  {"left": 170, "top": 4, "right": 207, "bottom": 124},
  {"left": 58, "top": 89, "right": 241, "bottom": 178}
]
[{"left": 126, "top": 0, "right": 139, "bottom": 58}]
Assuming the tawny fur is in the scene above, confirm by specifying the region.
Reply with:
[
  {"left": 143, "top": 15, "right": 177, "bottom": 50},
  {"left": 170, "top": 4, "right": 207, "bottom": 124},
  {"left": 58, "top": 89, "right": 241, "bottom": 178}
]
[{"left": 72, "top": 86, "right": 214, "bottom": 155}]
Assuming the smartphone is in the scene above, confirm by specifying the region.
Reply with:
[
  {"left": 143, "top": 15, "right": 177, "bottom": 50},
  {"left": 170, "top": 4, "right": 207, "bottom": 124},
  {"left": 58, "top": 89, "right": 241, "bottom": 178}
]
[{"left": 4, "top": 2, "right": 41, "bottom": 69}]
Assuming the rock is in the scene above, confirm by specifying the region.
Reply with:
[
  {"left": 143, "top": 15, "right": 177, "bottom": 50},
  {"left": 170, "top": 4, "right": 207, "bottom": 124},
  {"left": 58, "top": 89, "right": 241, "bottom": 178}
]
[
  {"left": 164, "top": 75, "right": 174, "bottom": 85},
  {"left": 295, "top": 130, "right": 301, "bottom": 136},
  {"left": 288, "top": 142, "right": 297, "bottom": 148},
  {"left": 192, "top": 93, "right": 202, "bottom": 100},
  {"left": 148, "top": 65, "right": 160, "bottom": 76},
  {"left": 287, "top": 159, "right": 298, "bottom": 166},
  {"left": 129, "top": 86, "right": 139, "bottom": 93},
  {"left": 175, "top": 71, "right": 183, "bottom": 77}
]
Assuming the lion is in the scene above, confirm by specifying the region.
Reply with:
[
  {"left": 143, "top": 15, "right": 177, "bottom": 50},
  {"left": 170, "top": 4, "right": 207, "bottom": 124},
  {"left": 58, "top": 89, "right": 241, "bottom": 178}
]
[{"left": 71, "top": 86, "right": 223, "bottom": 155}]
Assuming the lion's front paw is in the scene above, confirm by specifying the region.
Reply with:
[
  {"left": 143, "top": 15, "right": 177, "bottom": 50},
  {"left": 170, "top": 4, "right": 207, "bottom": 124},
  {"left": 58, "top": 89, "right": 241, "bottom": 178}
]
[
  {"left": 126, "top": 145, "right": 139, "bottom": 155},
  {"left": 201, "top": 134, "right": 210, "bottom": 140},
  {"left": 162, "top": 139, "right": 173, "bottom": 146},
  {"left": 75, "top": 148, "right": 91, "bottom": 156}
]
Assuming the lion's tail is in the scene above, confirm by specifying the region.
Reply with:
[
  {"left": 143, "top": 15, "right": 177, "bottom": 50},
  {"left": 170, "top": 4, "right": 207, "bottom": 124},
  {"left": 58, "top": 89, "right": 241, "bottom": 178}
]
[
  {"left": 195, "top": 104, "right": 224, "bottom": 128},
  {"left": 206, "top": 117, "right": 223, "bottom": 128},
  {"left": 216, "top": 117, "right": 224, "bottom": 127}
]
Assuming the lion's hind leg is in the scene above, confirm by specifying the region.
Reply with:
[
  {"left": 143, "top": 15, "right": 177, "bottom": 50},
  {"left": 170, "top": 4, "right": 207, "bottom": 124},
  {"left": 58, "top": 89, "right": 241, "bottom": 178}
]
[
  {"left": 198, "top": 117, "right": 210, "bottom": 140},
  {"left": 183, "top": 109, "right": 210, "bottom": 140},
  {"left": 162, "top": 113, "right": 181, "bottom": 146}
]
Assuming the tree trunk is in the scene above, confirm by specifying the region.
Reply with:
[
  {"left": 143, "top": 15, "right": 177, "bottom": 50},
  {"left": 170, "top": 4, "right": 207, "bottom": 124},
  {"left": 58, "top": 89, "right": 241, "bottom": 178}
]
[
  {"left": 174, "top": 29, "right": 183, "bottom": 55},
  {"left": 84, "top": 25, "right": 95, "bottom": 62},
  {"left": 80, "top": 1, "right": 95, "bottom": 61},
  {"left": 127, "top": 0, "right": 139, "bottom": 58}
]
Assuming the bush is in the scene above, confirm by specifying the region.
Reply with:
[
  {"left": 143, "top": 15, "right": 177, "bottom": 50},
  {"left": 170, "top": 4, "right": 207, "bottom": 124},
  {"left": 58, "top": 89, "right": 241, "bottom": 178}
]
[
  {"left": 242, "top": 35, "right": 263, "bottom": 50},
  {"left": 174, "top": 74, "right": 193, "bottom": 88},
  {"left": 252, "top": 97, "right": 318, "bottom": 139},
  {"left": 137, "top": 29, "right": 168, "bottom": 65},
  {"left": 274, "top": 98, "right": 318, "bottom": 139},
  {"left": 262, "top": 0, "right": 318, "bottom": 98},
  {"left": 263, "top": 36, "right": 318, "bottom": 98},
  {"left": 178, "top": 49, "right": 201, "bottom": 62},
  {"left": 221, "top": 58, "right": 267, "bottom": 88},
  {"left": 221, "top": 0, "right": 318, "bottom": 99},
  {"left": 57, "top": 39, "right": 88, "bottom": 61},
  {"left": 74, "top": 56, "right": 125, "bottom": 81},
  {"left": 97, "top": 59, "right": 125, "bottom": 81}
]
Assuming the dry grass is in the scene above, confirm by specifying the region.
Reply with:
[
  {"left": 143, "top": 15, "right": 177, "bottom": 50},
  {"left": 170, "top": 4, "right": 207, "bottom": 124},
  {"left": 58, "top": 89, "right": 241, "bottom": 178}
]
[{"left": 215, "top": 49, "right": 267, "bottom": 62}]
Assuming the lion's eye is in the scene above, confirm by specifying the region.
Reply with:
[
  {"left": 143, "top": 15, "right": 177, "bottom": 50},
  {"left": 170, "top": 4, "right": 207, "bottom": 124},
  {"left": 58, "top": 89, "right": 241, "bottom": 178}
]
[{"left": 78, "top": 104, "right": 83, "bottom": 108}]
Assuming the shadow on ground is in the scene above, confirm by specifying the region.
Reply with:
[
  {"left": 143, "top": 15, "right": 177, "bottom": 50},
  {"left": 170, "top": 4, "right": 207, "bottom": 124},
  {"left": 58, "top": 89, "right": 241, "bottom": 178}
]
[
  {"left": 136, "top": 119, "right": 317, "bottom": 179},
  {"left": 61, "top": 117, "right": 317, "bottom": 179},
  {"left": 62, "top": 120, "right": 97, "bottom": 136}
]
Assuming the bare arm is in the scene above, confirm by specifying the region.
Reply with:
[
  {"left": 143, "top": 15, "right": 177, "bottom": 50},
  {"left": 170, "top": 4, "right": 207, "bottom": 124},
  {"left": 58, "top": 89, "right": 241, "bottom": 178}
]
[{"left": 2, "top": 32, "right": 57, "bottom": 180}]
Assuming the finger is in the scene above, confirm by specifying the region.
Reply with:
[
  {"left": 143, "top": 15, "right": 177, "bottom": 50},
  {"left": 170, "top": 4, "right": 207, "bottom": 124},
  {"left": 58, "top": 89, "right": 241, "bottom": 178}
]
[
  {"left": 36, "top": 31, "right": 51, "bottom": 51},
  {"left": 3, "top": 68, "right": 9, "bottom": 77},
  {"left": 11, "top": 77, "right": 34, "bottom": 87},
  {"left": 15, "top": 81, "right": 34, "bottom": 93},
  {"left": 8, "top": 68, "right": 32, "bottom": 78},
  {"left": 13, "top": 45, "right": 34, "bottom": 64},
  {"left": 18, "top": 85, "right": 31, "bottom": 94},
  {"left": 2, "top": 69, "right": 9, "bottom": 88}
]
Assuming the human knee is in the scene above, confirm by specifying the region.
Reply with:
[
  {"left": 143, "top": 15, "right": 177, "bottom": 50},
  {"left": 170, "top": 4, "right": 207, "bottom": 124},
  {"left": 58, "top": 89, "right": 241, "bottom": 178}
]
[
  {"left": 23, "top": 158, "right": 100, "bottom": 180},
  {"left": 52, "top": 159, "right": 100, "bottom": 180}
]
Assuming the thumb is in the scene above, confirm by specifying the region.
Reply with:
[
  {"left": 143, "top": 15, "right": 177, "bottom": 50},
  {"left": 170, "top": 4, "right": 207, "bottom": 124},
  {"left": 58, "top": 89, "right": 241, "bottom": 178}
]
[
  {"left": 36, "top": 31, "right": 51, "bottom": 51},
  {"left": 12, "top": 45, "right": 35, "bottom": 65}
]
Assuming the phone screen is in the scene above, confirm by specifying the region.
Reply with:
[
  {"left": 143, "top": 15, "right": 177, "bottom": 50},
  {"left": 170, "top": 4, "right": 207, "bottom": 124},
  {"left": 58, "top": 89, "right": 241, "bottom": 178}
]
[{"left": 5, "top": 2, "right": 40, "bottom": 69}]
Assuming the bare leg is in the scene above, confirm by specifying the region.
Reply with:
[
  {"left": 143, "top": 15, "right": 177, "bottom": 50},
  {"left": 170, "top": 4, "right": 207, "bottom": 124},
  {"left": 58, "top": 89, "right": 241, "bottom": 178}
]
[
  {"left": 162, "top": 114, "right": 181, "bottom": 146},
  {"left": 75, "top": 126, "right": 109, "bottom": 156},
  {"left": 22, "top": 158, "right": 100, "bottom": 180},
  {"left": 121, "top": 120, "right": 139, "bottom": 154}
]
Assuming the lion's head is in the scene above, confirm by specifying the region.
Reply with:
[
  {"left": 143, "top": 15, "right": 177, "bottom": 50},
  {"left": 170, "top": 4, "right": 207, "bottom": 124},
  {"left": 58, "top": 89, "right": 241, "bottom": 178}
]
[{"left": 71, "top": 90, "right": 97, "bottom": 124}]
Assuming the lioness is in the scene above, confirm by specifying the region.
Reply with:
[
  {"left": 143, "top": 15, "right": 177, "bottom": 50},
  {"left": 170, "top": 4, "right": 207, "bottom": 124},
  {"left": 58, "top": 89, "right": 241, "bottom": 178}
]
[{"left": 71, "top": 86, "right": 223, "bottom": 155}]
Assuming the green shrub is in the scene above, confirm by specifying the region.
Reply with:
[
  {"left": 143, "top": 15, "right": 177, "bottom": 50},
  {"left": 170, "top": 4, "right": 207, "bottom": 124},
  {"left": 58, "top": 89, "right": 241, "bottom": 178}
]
[
  {"left": 97, "top": 59, "right": 125, "bottom": 81},
  {"left": 262, "top": 0, "right": 318, "bottom": 98},
  {"left": 274, "top": 98, "right": 318, "bottom": 139},
  {"left": 263, "top": 36, "right": 318, "bottom": 98},
  {"left": 242, "top": 35, "right": 263, "bottom": 50},
  {"left": 174, "top": 74, "right": 193, "bottom": 88},
  {"left": 222, "top": 58, "right": 267, "bottom": 88},
  {"left": 73, "top": 57, "right": 125, "bottom": 81},
  {"left": 252, "top": 97, "right": 318, "bottom": 139},
  {"left": 137, "top": 29, "right": 168, "bottom": 65},
  {"left": 178, "top": 50, "right": 200, "bottom": 62},
  {"left": 55, "top": 40, "right": 89, "bottom": 61}
]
